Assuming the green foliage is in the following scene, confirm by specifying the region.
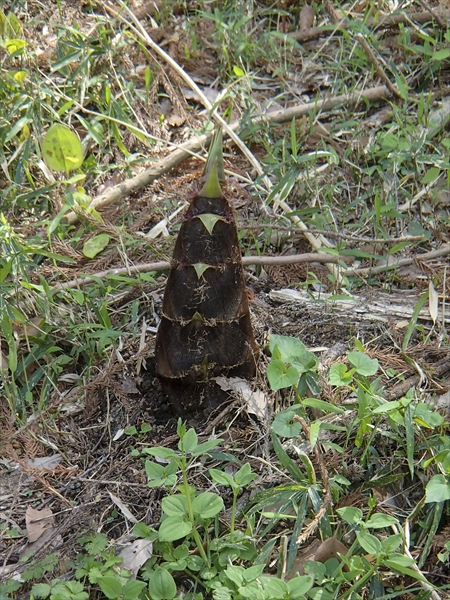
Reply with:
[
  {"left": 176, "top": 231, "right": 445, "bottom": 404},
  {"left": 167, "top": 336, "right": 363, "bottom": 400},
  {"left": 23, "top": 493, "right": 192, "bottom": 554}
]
[
  {"left": 0, "top": 2, "right": 449, "bottom": 600},
  {"left": 82, "top": 233, "right": 111, "bottom": 258},
  {"left": 42, "top": 124, "right": 84, "bottom": 174},
  {"left": 267, "top": 334, "right": 319, "bottom": 395}
]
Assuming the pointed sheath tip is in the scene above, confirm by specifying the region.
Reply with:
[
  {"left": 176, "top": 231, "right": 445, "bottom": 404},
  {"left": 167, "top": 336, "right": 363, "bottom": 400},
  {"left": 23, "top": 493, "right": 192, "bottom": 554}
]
[
  {"left": 199, "top": 157, "right": 223, "bottom": 198},
  {"left": 199, "top": 128, "right": 225, "bottom": 198}
]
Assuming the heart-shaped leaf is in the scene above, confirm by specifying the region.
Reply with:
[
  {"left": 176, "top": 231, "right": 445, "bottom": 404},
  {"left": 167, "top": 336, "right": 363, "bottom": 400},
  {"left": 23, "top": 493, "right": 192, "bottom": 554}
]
[{"left": 42, "top": 123, "right": 83, "bottom": 173}]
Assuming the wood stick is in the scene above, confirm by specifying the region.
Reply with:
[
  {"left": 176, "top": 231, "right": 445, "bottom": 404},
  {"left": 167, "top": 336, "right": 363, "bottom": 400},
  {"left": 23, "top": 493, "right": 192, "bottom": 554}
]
[
  {"left": 54, "top": 252, "right": 342, "bottom": 290},
  {"left": 53, "top": 243, "right": 449, "bottom": 290},
  {"left": 288, "top": 8, "right": 450, "bottom": 43},
  {"left": 344, "top": 244, "right": 450, "bottom": 277},
  {"left": 64, "top": 84, "right": 390, "bottom": 225}
]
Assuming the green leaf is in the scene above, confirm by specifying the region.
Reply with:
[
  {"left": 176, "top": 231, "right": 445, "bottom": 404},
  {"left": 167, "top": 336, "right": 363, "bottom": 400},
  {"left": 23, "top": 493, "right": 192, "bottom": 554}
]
[
  {"left": 402, "top": 290, "right": 429, "bottom": 350},
  {"left": 235, "top": 463, "right": 257, "bottom": 487},
  {"left": 158, "top": 516, "right": 192, "bottom": 541},
  {"left": 192, "top": 492, "right": 224, "bottom": 518},
  {"left": 5, "top": 38, "right": 26, "bottom": 54},
  {"left": 328, "top": 363, "right": 354, "bottom": 387},
  {"left": 425, "top": 474, "right": 450, "bottom": 503},
  {"left": 337, "top": 506, "right": 362, "bottom": 525},
  {"left": 347, "top": 352, "right": 378, "bottom": 376},
  {"left": 191, "top": 438, "right": 222, "bottom": 456},
  {"left": 421, "top": 167, "right": 440, "bottom": 184},
  {"left": 271, "top": 409, "right": 302, "bottom": 438},
  {"left": 269, "top": 335, "right": 318, "bottom": 373},
  {"left": 267, "top": 360, "right": 299, "bottom": 390},
  {"left": 97, "top": 576, "right": 123, "bottom": 599},
  {"left": 371, "top": 400, "right": 402, "bottom": 414},
  {"left": 145, "top": 461, "right": 164, "bottom": 479},
  {"left": 209, "top": 468, "right": 235, "bottom": 487},
  {"left": 308, "top": 588, "right": 335, "bottom": 600},
  {"left": 356, "top": 531, "right": 381, "bottom": 555},
  {"left": 380, "top": 534, "right": 403, "bottom": 554},
  {"left": 42, "top": 123, "right": 84, "bottom": 173},
  {"left": 233, "top": 65, "right": 245, "bottom": 77},
  {"left": 243, "top": 564, "right": 265, "bottom": 582},
  {"left": 414, "top": 403, "right": 444, "bottom": 429},
  {"left": 302, "top": 398, "right": 344, "bottom": 414},
  {"left": 76, "top": 113, "right": 104, "bottom": 146},
  {"left": 143, "top": 447, "right": 178, "bottom": 460},
  {"left": 431, "top": 49, "right": 450, "bottom": 61},
  {"left": 287, "top": 575, "right": 314, "bottom": 597},
  {"left": 5, "top": 116, "right": 32, "bottom": 143},
  {"left": 405, "top": 404, "right": 415, "bottom": 478},
  {"left": 271, "top": 431, "right": 306, "bottom": 481},
  {"left": 260, "top": 576, "right": 288, "bottom": 597},
  {"left": 162, "top": 495, "right": 188, "bottom": 516},
  {"left": 123, "top": 580, "right": 147, "bottom": 600},
  {"left": 364, "top": 513, "right": 399, "bottom": 529},
  {"left": 82, "top": 234, "right": 110, "bottom": 259},
  {"left": 149, "top": 567, "right": 177, "bottom": 600},
  {"left": 180, "top": 428, "right": 198, "bottom": 453},
  {"left": 30, "top": 583, "right": 52, "bottom": 598},
  {"left": 309, "top": 421, "right": 320, "bottom": 450}
]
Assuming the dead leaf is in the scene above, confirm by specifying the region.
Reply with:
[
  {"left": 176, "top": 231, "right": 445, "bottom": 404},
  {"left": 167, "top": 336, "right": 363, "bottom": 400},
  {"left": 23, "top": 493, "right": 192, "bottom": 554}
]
[
  {"left": 286, "top": 538, "right": 322, "bottom": 578},
  {"left": 314, "top": 537, "right": 349, "bottom": 571},
  {"left": 121, "top": 375, "right": 139, "bottom": 394},
  {"left": 119, "top": 538, "right": 153, "bottom": 578},
  {"left": 299, "top": 4, "right": 315, "bottom": 31},
  {"left": 25, "top": 506, "right": 54, "bottom": 542},
  {"left": 26, "top": 455, "right": 63, "bottom": 470},
  {"left": 429, "top": 280, "right": 439, "bottom": 324},
  {"left": 109, "top": 492, "right": 138, "bottom": 523},
  {"left": 214, "top": 376, "right": 268, "bottom": 421}
]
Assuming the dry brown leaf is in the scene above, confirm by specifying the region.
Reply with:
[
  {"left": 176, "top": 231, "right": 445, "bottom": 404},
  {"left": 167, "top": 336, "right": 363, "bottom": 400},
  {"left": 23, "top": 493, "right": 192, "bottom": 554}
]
[
  {"left": 25, "top": 506, "right": 54, "bottom": 542},
  {"left": 429, "top": 280, "right": 439, "bottom": 324},
  {"left": 314, "top": 537, "right": 349, "bottom": 571},
  {"left": 299, "top": 4, "right": 315, "bottom": 31},
  {"left": 109, "top": 492, "right": 138, "bottom": 523},
  {"left": 214, "top": 376, "right": 268, "bottom": 421},
  {"left": 119, "top": 538, "right": 153, "bottom": 578}
]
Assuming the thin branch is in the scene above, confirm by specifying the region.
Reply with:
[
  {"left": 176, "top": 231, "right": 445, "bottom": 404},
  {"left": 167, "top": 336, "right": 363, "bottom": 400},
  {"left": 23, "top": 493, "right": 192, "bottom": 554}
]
[
  {"left": 416, "top": 0, "right": 447, "bottom": 28},
  {"left": 355, "top": 33, "right": 401, "bottom": 99},
  {"left": 54, "top": 253, "right": 341, "bottom": 290},
  {"left": 288, "top": 8, "right": 450, "bottom": 43},
  {"left": 63, "top": 84, "right": 390, "bottom": 225},
  {"left": 243, "top": 225, "right": 426, "bottom": 244},
  {"left": 344, "top": 244, "right": 450, "bottom": 277},
  {"left": 53, "top": 244, "right": 450, "bottom": 290}
]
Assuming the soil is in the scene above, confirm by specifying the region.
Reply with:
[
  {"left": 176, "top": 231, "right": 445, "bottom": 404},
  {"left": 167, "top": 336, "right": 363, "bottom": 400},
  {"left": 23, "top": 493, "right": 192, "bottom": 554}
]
[{"left": 0, "top": 0, "right": 449, "bottom": 591}]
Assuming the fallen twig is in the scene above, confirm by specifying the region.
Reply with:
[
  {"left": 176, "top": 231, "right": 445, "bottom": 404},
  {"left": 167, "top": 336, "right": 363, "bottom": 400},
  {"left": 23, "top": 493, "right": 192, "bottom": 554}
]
[
  {"left": 54, "top": 244, "right": 450, "bottom": 290},
  {"left": 355, "top": 33, "right": 401, "bottom": 99},
  {"left": 344, "top": 244, "right": 450, "bottom": 277},
  {"left": 416, "top": 0, "right": 447, "bottom": 28},
  {"left": 54, "top": 252, "right": 342, "bottom": 290},
  {"left": 63, "top": 84, "right": 390, "bottom": 225},
  {"left": 289, "top": 8, "right": 450, "bottom": 43}
]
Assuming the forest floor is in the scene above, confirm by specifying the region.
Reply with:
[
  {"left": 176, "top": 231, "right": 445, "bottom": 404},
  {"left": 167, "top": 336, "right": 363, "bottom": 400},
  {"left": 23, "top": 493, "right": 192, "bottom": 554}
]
[{"left": 0, "top": 0, "right": 450, "bottom": 598}]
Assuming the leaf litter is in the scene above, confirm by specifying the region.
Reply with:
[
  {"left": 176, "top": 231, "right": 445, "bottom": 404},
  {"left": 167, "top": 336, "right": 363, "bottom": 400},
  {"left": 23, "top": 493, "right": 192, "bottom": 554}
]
[{"left": 0, "top": 0, "right": 449, "bottom": 595}]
